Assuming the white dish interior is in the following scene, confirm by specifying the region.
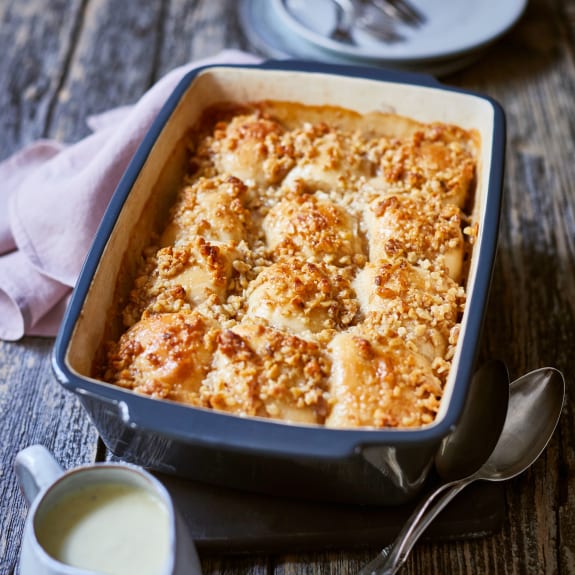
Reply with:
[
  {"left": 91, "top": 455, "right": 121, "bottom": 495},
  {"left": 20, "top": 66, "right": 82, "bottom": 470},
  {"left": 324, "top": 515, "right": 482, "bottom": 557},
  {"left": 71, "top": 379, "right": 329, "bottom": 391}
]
[{"left": 65, "top": 66, "right": 497, "bottom": 431}]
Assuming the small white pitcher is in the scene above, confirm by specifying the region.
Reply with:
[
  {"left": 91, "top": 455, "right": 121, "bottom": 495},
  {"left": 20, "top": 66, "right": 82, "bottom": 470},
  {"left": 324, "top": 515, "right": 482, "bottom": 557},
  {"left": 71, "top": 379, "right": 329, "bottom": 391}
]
[{"left": 15, "top": 445, "right": 202, "bottom": 575}]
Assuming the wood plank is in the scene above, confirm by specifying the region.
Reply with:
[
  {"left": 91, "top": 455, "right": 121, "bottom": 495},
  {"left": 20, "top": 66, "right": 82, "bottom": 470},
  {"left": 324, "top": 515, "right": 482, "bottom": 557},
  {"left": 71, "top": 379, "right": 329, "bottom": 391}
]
[
  {"left": 0, "top": 0, "right": 84, "bottom": 160},
  {"left": 0, "top": 2, "right": 94, "bottom": 572},
  {"left": 202, "top": 557, "right": 271, "bottom": 575},
  {"left": 0, "top": 338, "right": 98, "bottom": 573},
  {"left": 48, "top": 0, "right": 166, "bottom": 142},
  {"left": 444, "top": 0, "right": 575, "bottom": 573},
  {"left": 155, "top": 0, "right": 250, "bottom": 79},
  {"left": 273, "top": 552, "right": 369, "bottom": 574},
  {"left": 0, "top": 1, "right": 168, "bottom": 572}
]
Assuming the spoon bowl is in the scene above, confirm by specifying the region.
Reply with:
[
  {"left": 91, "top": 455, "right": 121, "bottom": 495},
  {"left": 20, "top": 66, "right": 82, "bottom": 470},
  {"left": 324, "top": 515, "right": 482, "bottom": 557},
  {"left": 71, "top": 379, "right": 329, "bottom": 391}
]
[{"left": 478, "top": 367, "right": 564, "bottom": 481}]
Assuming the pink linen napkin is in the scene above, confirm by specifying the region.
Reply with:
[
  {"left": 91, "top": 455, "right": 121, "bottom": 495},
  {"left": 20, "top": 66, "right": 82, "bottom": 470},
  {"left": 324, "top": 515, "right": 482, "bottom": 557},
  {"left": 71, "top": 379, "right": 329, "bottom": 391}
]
[{"left": 0, "top": 50, "right": 262, "bottom": 341}]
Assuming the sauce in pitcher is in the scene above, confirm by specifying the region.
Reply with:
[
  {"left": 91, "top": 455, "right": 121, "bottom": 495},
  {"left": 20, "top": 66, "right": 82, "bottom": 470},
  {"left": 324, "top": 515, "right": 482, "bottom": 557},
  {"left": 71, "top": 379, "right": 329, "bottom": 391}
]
[{"left": 35, "top": 481, "right": 170, "bottom": 575}]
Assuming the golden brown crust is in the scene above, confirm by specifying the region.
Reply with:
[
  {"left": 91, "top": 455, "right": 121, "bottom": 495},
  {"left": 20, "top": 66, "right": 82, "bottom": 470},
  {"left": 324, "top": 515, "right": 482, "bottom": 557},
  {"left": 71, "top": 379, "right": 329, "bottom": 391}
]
[
  {"left": 363, "top": 193, "right": 464, "bottom": 281},
  {"left": 280, "top": 122, "right": 375, "bottom": 193},
  {"left": 202, "top": 321, "right": 330, "bottom": 424},
  {"left": 102, "top": 101, "right": 478, "bottom": 429},
  {"left": 122, "top": 236, "right": 237, "bottom": 327},
  {"left": 353, "top": 259, "right": 465, "bottom": 362},
  {"left": 327, "top": 330, "right": 444, "bottom": 428},
  {"left": 246, "top": 258, "right": 359, "bottom": 337},
  {"left": 366, "top": 124, "right": 476, "bottom": 208},
  {"left": 203, "top": 112, "right": 295, "bottom": 188},
  {"left": 161, "top": 175, "right": 252, "bottom": 246},
  {"left": 105, "top": 311, "right": 219, "bottom": 403},
  {"left": 263, "top": 193, "right": 364, "bottom": 265}
]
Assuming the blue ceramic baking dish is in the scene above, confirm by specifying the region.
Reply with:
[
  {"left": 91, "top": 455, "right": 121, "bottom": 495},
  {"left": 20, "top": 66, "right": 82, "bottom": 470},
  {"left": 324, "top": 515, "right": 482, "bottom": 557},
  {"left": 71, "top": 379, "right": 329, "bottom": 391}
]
[{"left": 52, "top": 60, "right": 505, "bottom": 505}]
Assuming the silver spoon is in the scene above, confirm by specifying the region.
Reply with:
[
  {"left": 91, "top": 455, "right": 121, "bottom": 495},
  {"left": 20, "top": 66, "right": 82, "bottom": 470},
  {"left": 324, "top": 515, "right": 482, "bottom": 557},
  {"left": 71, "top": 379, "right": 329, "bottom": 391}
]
[{"left": 360, "top": 366, "right": 565, "bottom": 575}]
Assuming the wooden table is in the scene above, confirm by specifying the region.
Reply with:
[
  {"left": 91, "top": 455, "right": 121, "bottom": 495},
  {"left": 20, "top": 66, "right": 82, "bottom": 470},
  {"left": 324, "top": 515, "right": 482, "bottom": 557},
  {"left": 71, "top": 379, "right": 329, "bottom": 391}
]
[{"left": 1, "top": 1, "right": 574, "bottom": 573}]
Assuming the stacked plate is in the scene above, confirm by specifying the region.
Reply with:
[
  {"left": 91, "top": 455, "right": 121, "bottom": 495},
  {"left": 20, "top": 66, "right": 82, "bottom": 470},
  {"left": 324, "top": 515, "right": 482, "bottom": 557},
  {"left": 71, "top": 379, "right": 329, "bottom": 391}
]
[{"left": 238, "top": 0, "right": 527, "bottom": 76}]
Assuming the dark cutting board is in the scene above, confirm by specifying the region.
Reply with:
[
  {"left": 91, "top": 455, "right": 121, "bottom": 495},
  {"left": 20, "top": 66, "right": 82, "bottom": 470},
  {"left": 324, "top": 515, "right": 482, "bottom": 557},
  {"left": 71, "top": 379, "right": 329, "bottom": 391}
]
[{"left": 156, "top": 473, "right": 504, "bottom": 554}]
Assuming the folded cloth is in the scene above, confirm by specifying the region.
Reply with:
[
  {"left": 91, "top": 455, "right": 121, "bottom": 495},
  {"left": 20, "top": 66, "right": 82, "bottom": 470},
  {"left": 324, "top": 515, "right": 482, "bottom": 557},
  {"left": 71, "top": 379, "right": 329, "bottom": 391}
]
[{"left": 0, "top": 50, "right": 262, "bottom": 341}]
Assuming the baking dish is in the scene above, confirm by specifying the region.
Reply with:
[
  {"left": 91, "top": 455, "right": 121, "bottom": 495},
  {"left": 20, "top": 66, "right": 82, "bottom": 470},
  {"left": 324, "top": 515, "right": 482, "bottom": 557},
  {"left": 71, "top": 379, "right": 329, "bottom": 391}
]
[{"left": 52, "top": 60, "right": 505, "bottom": 505}]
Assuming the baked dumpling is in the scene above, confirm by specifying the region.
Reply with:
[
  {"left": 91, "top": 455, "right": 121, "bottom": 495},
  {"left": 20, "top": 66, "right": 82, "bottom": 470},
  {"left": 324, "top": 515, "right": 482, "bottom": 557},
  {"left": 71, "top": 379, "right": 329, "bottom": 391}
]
[
  {"left": 202, "top": 321, "right": 331, "bottom": 424},
  {"left": 245, "top": 258, "right": 358, "bottom": 335},
  {"left": 263, "top": 193, "right": 364, "bottom": 265},
  {"left": 161, "top": 175, "right": 252, "bottom": 246},
  {"left": 326, "top": 330, "right": 443, "bottom": 428},
  {"left": 369, "top": 124, "right": 476, "bottom": 208},
  {"left": 207, "top": 112, "right": 295, "bottom": 187},
  {"left": 124, "top": 237, "right": 237, "bottom": 324},
  {"left": 281, "top": 123, "right": 373, "bottom": 193},
  {"left": 363, "top": 193, "right": 464, "bottom": 281},
  {"left": 353, "top": 259, "right": 465, "bottom": 361},
  {"left": 105, "top": 311, "right": 218, "bottom": 403}
]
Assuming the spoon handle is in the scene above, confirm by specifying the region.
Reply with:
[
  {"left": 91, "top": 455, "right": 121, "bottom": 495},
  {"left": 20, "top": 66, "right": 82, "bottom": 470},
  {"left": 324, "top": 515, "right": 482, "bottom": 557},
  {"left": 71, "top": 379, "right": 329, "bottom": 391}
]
[{"left": 358, "top": 478, "right": 473, "bottom": 575}]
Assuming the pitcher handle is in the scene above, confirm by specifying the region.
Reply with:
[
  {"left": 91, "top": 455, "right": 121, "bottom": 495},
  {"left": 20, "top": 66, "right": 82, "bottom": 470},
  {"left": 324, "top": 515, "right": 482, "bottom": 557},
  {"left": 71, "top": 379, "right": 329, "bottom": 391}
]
[{"left": 14, "top": 445, "right": 65, "bottom": 505}]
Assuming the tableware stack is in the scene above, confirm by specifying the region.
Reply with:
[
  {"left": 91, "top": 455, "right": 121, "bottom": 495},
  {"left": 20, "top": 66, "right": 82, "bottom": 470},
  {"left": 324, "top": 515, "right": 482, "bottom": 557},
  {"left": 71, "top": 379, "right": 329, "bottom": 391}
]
[{"left": 238, "top": 0, "right": 527, "bottom": 76}]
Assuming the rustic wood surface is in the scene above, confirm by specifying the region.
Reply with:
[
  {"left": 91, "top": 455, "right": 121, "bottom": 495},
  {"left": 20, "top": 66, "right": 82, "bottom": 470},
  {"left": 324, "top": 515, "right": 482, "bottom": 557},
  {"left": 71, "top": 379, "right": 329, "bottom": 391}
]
[{"left": 1, "top": 0, "right": 574, "bottom": 573}]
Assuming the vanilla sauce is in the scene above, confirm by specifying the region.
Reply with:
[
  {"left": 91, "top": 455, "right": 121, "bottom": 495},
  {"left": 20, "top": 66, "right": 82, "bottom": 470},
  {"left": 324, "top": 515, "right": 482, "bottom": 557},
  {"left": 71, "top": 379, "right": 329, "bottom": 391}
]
[{"left": 35, "top": 482, "right": 170, "bottom": 575}]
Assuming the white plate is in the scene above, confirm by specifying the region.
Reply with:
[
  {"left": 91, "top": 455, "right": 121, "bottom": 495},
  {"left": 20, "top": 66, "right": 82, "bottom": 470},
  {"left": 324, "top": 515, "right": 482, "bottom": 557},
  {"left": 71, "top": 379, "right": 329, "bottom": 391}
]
[
  {"left": 274, "top": 0, "right": 527, "bottom": 62},
  {"left": 239, "top": 0, "right": 494, "bottom": 76}
]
